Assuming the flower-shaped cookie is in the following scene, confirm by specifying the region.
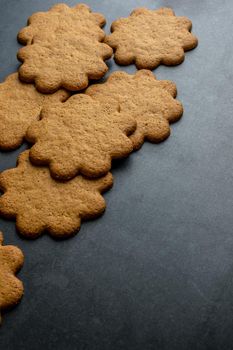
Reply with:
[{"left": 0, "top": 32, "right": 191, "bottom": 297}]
[
  {"left": 26, "top": 94, "right": 136, "bottom": 180},
  {"left": 0, "top": 232, "right": 24, "bottom": 324},
  {"left": 86, "top": 70, "right": 183, "bottom": 150},
  {"left": 0, "top": 73, "right": 70, "bottom": 150},
  {"left": 105, "top": 7, "right": 198, "bottom": 69},
  {"left": 17, "top": 4, "right": 113, "bottom": 92},
  {"left": 18, "top": 3, "right": 106, "bottom": 44},
  {"left": 0, "top": 151, "right": 113, "bottom": 238}
]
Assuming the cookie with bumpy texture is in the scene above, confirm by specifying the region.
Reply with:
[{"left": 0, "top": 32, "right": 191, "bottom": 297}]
[
  {"left": 86, "top": 70, "right": 183, "bottom": 150},
  {"left": 105, "top": 7, "right": 198, "bottom": 69},
  {"left": 0, "top": 151, "right": 113, "bottom": 238},
  {"left": 0, "top": 73, "right": 70, "bottom": 151},
  {"left": 26, "top": 94, "right": 136, "bottom": 180},
  {"left": 18, "top": 3, "right": 106, "bottom": 45},
  {"left": 17, "top": 3, "right": 113, "bottom": 92},
  {"left": 0, "top": 232, "right": 24, "bottom": 324}
]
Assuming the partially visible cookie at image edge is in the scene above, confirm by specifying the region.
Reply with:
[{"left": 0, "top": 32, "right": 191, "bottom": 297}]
[
  {"left": 0, "top": 232, "right": 24, "bottom": 324},
  {"left": 0, "top": 73, "right": 70, "bottom": 151},
  {"left": 18, "top": 3, "right": 106, "bottom": 45}
]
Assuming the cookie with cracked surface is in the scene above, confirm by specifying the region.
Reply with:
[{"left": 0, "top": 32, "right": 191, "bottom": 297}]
[
  {"left": 105, "top": 7, "right": 198, "bottom": 69},
  {"left": 0, "top": 151, "right": 113, "bottom": 238},
  {"left": 0, "top": 232, "right": 24, "bottom": 324},
  {"left": 86, "top": 70, "right": 183, "bottom": 150},
  {"left": 26, "top": 94, "right": 136, "bottom": 180},
  {"left": 0, "top": 73, "right": 70, "bottom": 151},
  {"left": 17, "top": 3, "right": 112, "bottom": 92}
]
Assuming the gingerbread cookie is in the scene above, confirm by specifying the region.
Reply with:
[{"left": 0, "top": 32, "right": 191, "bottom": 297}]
[
  {"left": 86, "top": 70, "right": 183, "bottom": 150},
  {"left": 105, "top": 7, "right": 198, "bottom": 69},
  {"left": 0, "top": 151, "right": 113, "bottom": 238},
  {"left": 0, "top": 232, "right": 24, "bottom": 324},
  {"left": 0, "top": 73, "right": 70, "bottom": 151},
  {"left": 26, "top": 94, "right": 136, "bottom": 180},
  {"left": 18, "top": 3, "right": 106, "bottom": 45},
  {"left": 17, "top": 3, "right": 113, "bottom": 92}
]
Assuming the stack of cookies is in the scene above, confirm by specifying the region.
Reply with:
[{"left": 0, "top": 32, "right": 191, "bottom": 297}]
[{"left": 0, "top": 3, "right": 197, "bottom": 321}]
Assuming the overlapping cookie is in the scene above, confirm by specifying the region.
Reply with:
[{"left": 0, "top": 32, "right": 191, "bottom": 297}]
[
  {"left": 18, "top": 3, "right": 106, "bottom": 44},
  {"left": 17, "top": 3, "right": 113, "bottom": 92},
  {"left": 86, "top": 70, "right": 183, "bottom": 150},
  {"left": 26, "top": 94, "right": 136, "bottom": 180},
  {"left": 0, "top": 73, "right": 70, "bottom": 150},
  {"left": 0, "top": 232, "right": 24, "bottom": 324},
  {"left": 105, "top": 7, "right": 198, "bottom": 69},
  {"left": 0, "top": 151, "right": 113, "bottom": 238}
]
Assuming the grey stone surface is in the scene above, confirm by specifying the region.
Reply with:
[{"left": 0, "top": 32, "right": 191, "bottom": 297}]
[{"left": 0, "top": 0, "right": 233, "bottom": 349}]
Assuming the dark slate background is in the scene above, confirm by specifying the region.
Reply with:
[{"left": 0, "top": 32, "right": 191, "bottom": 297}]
[{"left": 0, "top": 0, "right": 233, "bottom": 349}]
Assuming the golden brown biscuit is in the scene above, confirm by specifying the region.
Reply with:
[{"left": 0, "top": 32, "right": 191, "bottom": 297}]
[
  {"left": 0, "top": 151, "right": 113, "bottom": 238},
  {"left": 0, "top": 232, "right": 24, "bottom": 324},
  {"left": 26, "top": 94, "right": 136, "bottom": 180},
  {"left": 18, "top": 3, "right": 106, "bottom": 45},
  {"left": 0, "top": 73, "right": 70, "bottom": 151},
  {"left": 17, "top": 3, "right": 113, "bottom": 92},
  {"left": 105, "top": 7, "right": 198, "bottom": 69},
  {"left": 86, "top": 70, "right": 183, "bottom": 150}
]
